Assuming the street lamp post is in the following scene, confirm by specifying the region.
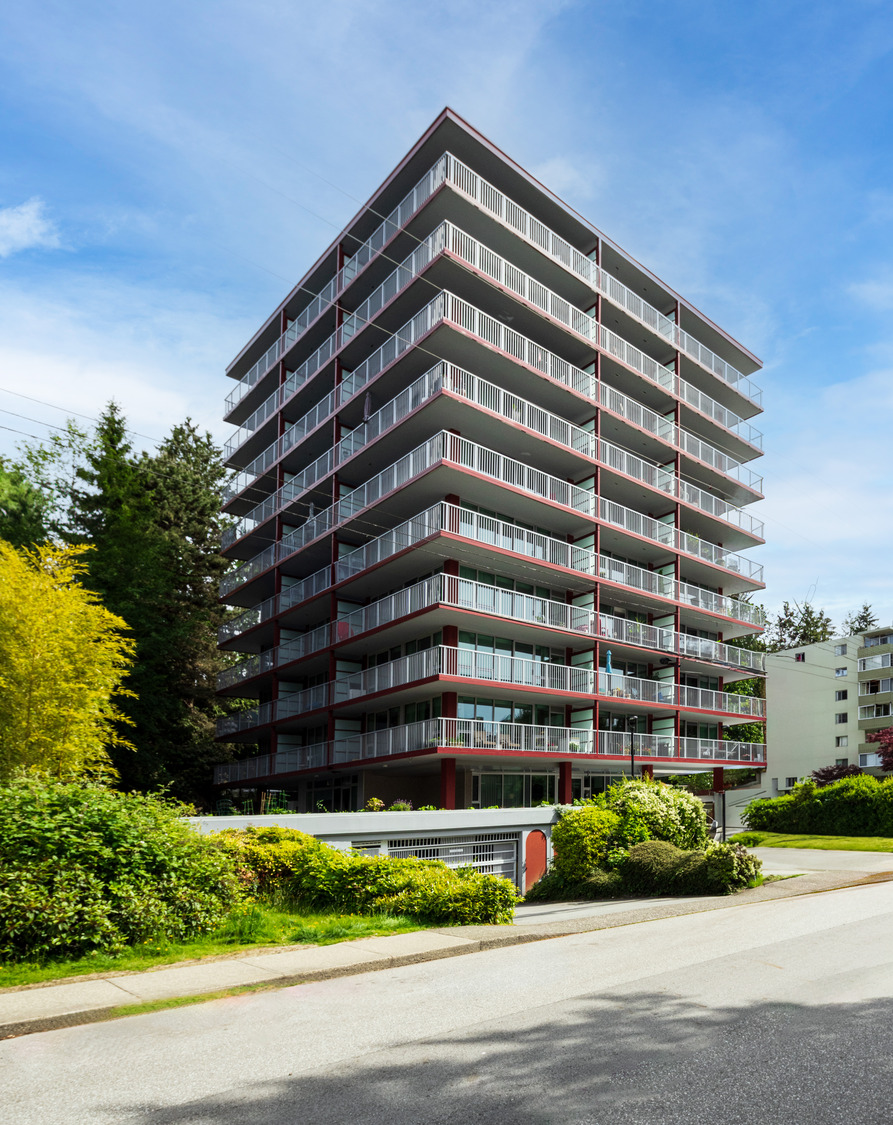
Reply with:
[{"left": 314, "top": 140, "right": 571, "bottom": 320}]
[{"left": 628, "top": 715, "right": 637, "bottom": 780}]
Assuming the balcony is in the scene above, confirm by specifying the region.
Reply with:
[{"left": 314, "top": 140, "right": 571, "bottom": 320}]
[
  {"left": 224, "top": 154, "right": 453, "bottom": 416},
  {"left": 222, "top": 492, "right": 765, "bottom": 641},
  {"left": 225, "top": 262, "right": 763, "bottom": 477},
  {"left": 227, "top": 350, "right": 762, "bottom": 538},
  {"left": 440, "top": 152, "right": 762, "bottom": 408},
  {"left": 221, "top": 420, "right": 762, "bottom": 586},
  {"left": 219, "top": 568, "right": 764, "bottom": 682},
  {"left": 219, "top": 635, "right": 765, "bottom": 720},
  {"left": 214, "top": 716, "right": 766, "bottom": 776}
]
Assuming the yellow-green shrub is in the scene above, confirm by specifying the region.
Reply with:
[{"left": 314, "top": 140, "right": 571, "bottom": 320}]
[
  {"left": 213, "top": 826, "right": 516, "bottom": 925},
  {"left": 550, "top": 807, "right": 621, "bottom": 881}
]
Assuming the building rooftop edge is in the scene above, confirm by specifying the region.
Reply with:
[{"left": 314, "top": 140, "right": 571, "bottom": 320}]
[{"left": 226, "top": 107, "right": 763, "bottom": 375}]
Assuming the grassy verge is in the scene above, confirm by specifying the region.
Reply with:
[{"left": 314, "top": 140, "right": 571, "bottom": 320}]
[
  {"left": 0, "top": 905, "right": 421, "bottom": 990},
  {"left": 731, "top": 831, "right": 893, "bottom": 852}
]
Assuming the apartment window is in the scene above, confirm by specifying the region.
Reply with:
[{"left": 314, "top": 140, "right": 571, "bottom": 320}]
[
  {"left": 835, "top": 712, "right": 848, "bottom": 724},
  {"left": 836, "top": 736, "right": 849, "bottom": 748},
  {"left": 834, "top": 643, "right": 848, "bottom": 656},
  {"left": 865, "top": 634, "right": 893, "bottom": 648},
  {"left": 785, "top": 777, "right": 798, "bottom": 789},
  {"left": 835, "top": 758, "right": 848, "bottom": 767},
  {"left": 835, "top": 689, "right": 848, "bottom": 701},
  {"left": 794, "top": 652, "right": 805, "bottom": 662},
  {"left": 835, "top": 667, "right": 848, "bottom": 677}
]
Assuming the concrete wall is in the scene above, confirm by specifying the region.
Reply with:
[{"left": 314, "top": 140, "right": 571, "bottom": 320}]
[{"left": 188, "top": 807, "right": 559, "bottom": 891}]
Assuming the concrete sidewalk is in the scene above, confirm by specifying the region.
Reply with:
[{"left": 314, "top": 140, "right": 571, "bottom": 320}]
[{"left": 3, "top": 864, "right": 890, "bottom": 1040}]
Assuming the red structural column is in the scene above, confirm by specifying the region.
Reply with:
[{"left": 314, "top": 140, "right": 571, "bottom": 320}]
[
  {"left": 440, "top": 758, "right": 456, "bottom": 809},
  {"left": 559, "top": 761, "right": 573, "bottom": 805},
  {"left": 713, "top": 767, "right": 725, "bottom": 792},
  {"left": 641, "top": 764, "right": 654, "bottom": 781}
]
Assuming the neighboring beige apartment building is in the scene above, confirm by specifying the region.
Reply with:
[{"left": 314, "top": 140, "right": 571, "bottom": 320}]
[{"left": 765, "top": 632, "right": 886, "bottom": 797}]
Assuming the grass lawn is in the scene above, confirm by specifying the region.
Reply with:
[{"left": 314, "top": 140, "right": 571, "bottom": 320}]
[
  {"left": 731, "top": 831, "right": 893, "bottom": 852},
  {"left": 0, "top": 904, "right": 422, "bottom": 990}
]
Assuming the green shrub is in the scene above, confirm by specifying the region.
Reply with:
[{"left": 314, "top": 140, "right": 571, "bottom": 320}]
[
  {"left": 0, "top": 776, "right": 242, "bottom": 962},
  {"left": 605, "top": 779, "right": 708, "bottom": 850},
  {"left": 744, "top": 775, "right": 893, "bottom": 836},
  {"left": 621, "top": 840, "right": 681, "bottom": 893},
  {"left": 551, "top": 807, "right": 621, "bottom": 881},
  {"left": 622, "top": 839, "right": 762, "bottom": 896},
  {"left": 214, "top": 826, "right": 516, "bottom": 925},
  {"left": 522, "top": 866, "right": 625, "bottom": 902}
]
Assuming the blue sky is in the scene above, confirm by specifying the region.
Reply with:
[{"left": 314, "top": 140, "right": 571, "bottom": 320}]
[{"left": 1, "top": 0, "right": 892, "bottom": 627}]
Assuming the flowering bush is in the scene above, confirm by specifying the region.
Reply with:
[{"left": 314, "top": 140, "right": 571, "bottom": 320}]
[{"left": 605, "top": 779, "right": 708, "bottom": 850}]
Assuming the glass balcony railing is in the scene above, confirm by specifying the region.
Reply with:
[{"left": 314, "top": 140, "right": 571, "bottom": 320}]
[{"left": 214, "top": 715, "right": 766, "bottom": 770}]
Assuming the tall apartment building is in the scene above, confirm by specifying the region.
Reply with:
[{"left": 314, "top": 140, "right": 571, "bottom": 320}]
[{"left": 214, "top": 109, "right": 767, "bottom": 812}]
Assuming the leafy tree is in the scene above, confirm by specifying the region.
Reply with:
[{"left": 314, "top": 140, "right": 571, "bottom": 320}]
[
  {"left": 766, "top": 600, "right": 834, "bottom": 651},
  {"left": 0, "top": 542, "right": 134, "bottom": 778},
  {"left": 841, "top": 603, "right": 879, "bottom": 635},
  {"left": 811, "top": 763, "right": 864, "bottom": 787},
  {"left": 0, "top": 461, "right": 49, "bottom": 547},
  {"left": 865, "top": 728, "right": 893, "bottom": 772},
  {"left": 11, "top": 420, "right": 93, "bottom": 539}
]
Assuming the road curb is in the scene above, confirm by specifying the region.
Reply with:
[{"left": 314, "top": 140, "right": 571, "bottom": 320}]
[{"left": 3, "top": 868, "right": 889, "bottom": 1040}]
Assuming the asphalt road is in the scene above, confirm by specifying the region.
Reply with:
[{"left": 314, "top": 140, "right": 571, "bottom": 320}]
[{"left": 5, "top": 881, "right": 893, "bottom": 1124}]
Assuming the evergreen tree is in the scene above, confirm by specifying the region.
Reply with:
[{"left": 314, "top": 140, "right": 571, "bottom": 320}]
[
  {"left": 841, "top": 602, "right": 879, "bottom": 635},
  {"left": 0, "top": 461, "right": 49, "bottom": 547},
  {"left": 766, "top": 600, "right": 834, "bottom": 651},
  {"left": 65, "top": 404, "right": 234, "bottom": 803}
]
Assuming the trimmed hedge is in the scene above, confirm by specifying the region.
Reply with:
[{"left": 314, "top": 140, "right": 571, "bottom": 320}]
[
  {"left": 215, "top": 826, "right": 517, "bottom": 925},
  {"left": 744, "top": 776, "right": 893, "bottom": 836},
  {"left": 623, "top": 840, "right": 762, "bottom": 895},
  {"left": 0, "top": 777, "right": 242, "bottom": 962}
]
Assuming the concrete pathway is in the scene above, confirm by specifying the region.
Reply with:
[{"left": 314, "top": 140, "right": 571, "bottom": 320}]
[
  {"left": 751, "top": 845, "right": 893, "bottom": 875},
  {"left": 2, "top": 862, "right": 886, "bottom": 1040}
]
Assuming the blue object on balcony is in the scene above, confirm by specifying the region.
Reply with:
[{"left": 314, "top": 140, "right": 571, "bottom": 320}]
[{"left": 605, "top": 649, "right": 613, "bottom": 675}]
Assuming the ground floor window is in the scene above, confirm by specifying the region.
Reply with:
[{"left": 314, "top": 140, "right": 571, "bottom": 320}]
[
  {"left": 305, "top": 774, "right": 359, "bottom": 812},
  {"left": 473, "top": 772, "right": 557, "bottom": 808}
]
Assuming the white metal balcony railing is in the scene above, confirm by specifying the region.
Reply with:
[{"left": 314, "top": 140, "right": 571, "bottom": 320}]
[
  {"left": 224, "top": 155, "right": 453, "bottom": 414},
  {"left": 226, "top": 321, "right": 764, "bottom": 514},
  {"left": 224, "top": 230, "right": 764, "bottom": 470},
  {"left": 224, "top": 356, "right": 763, "bottom": 551},
  {"left": 214, "top": 717, "right": 766, "bottom": 776},
  {"left": 225, "top": 269, "right": 763, "bottom": 490},
  {"left": 217, "top": 640, "right": 765, "bottom": 730},
  {"left": 225, "top": 150, "right": 760, "bottom": 418},
  {"left": 221, "top": 424, "right": 764, "bottom": 597},
  {"left": 440, "top": 153, "right": 762, "bottom": 404},
  {"left": 219, "top": 563, "right": 764, "bottom": 684},
  {"left": 220, "top": 497, "right": 765, "bottom": 648},
  {"left": 219, "top": 573, "right": 768, "bottom": 693}
]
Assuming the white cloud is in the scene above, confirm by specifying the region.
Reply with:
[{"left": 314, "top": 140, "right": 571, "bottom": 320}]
[
  {"left": 0, "top": 274, "right": 256, "bottom": 459},
  {"left": 0, "top": 198, "right": 61, "bottom": 258}
]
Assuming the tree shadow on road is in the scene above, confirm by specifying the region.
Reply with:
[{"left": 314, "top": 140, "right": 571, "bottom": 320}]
[{"left": 120, "top": 989, "right": 893, "bottom": 1125}]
